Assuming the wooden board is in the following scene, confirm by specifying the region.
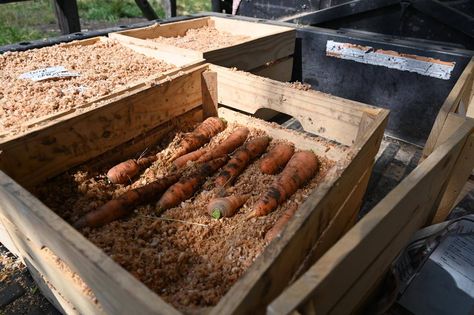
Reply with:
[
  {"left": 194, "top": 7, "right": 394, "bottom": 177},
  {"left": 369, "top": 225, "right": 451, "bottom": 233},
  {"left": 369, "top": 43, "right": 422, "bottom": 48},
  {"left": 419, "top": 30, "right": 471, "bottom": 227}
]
[
  {"left": 109, "top": 16, "right": 295, "bottom": 71},
  {"left": 421, "top": 58, "right": 474, "bottom": 223},
  {"left": 268, "top": 118, "right": 474, "bottom": 315},
  {"left": 0, "top": 64, "right": 388, "bottom": 314}
]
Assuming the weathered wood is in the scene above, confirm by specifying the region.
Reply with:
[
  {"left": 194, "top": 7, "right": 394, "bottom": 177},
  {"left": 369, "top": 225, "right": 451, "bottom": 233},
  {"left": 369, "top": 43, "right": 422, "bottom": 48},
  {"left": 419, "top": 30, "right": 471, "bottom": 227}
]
[
  {"left": 0, "top": 65, "right": 208, "bottom": 188},
  {"left": 201, "top": 71, "right": 218, "bottom": 118},
  {"left": 53, "top": 0, "right": 81, "bottom": 35},
  {"left": 0, "top": 63, "right": 388, "bottom": 314},
  {"left": 423, "top": 58, "right": 474, "bottom": 158},
  {"left": 212, "top": 65, "right": 381, "bottom": 146},
  {"left": 268, "top": 119, "right": 474, "bottom": 315},
  {"left": 110, "top": 17, "right": 295, "bottom": 71}
]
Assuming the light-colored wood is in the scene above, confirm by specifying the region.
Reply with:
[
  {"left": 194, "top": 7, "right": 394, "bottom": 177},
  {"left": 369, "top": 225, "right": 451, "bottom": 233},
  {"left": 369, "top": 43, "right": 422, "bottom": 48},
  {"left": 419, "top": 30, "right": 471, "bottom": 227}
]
[
  {"left": 0, "top": 63, "right": 388, "bottom": 315},
  {"left": 0, "top": 214, "right": 21, "bottom": 257},
  {"left": 110, "top": 17, "right": 296, "bottom": 71},
  {"left": 423, "top": 58, "right": 474, "bottom": 158},
  {"left": 268, "top": 119, "right": 474, "bottom": 315},
  {"left": 250, "top": 57, "right": 294, "bottom": 82},
  {"left": 201, "top": 71, "right": 218, "bottom": 118},
  {"left": 0, "top": 65, "right": 208, "bottom": 188},
  {"left": 212, "top": 65, "right": 381, "bottom": 146}
]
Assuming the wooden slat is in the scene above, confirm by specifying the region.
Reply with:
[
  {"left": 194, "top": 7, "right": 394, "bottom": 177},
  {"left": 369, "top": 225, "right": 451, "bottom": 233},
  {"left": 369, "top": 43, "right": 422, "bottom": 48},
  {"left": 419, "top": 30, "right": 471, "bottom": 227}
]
[
  {"left": 201, "top": 71, "right": 218, "bottom": 118},
  {"left": 423, "top": 58, "right": 474, "bottom": 158},
  {"left": 268, "top": 119, "right": 474, "bottom": 315},
  {"left": 211, "top": 107, "right": 388, "bottom": 314},
  {"left": 249, "top": 57, "right": 294, "bottom": 82},
  {"left": 212, "top": 65, "right": 382, "bottom": 146},
  {"left": 0, "top": 65, "right": 207, "bottom": 188}
]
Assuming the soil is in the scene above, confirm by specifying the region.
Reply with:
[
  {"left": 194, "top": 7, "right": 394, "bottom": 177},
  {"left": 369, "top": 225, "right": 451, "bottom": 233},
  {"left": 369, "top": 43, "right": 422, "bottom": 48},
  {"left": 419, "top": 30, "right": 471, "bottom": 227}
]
[
  {"left": 150, "top": 26, "right": 250, "bottom": 51},
  {"left": 34, "top": 120, "right": 337, "bottom": 312},
  {"left": 0, "top": 38, "right": 176, "bottom": 136}
]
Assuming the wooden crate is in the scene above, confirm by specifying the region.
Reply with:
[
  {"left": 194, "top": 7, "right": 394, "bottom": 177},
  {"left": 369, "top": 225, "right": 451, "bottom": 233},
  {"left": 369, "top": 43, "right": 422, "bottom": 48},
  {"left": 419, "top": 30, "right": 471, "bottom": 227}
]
[
  {"left": 109, "top": 16, "right": 295, "bottom": 74},
  {"left": 268, "top": 113, "right": 474, "bottom": 315},
  {"left": 0, "top": 64, "right": 388, "bottom": 314},
  {"left": 421, "top": 57, "right": 474, "bottom": 223},
  {"left": 0, "top": 36, "right": 203, "bottom": 142}
]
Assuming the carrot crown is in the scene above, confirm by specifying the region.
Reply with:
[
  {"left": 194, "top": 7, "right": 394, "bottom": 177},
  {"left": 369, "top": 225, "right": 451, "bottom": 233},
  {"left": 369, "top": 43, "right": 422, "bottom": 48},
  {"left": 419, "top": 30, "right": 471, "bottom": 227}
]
[{"left": 211, "top": 209, "right": 222, "bottom": 219}]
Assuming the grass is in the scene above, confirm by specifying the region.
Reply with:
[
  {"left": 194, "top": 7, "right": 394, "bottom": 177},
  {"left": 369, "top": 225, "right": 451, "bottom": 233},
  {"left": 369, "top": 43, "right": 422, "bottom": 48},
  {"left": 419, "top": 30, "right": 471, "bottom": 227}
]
[{"left": 0, "top": 0, "right": 211, "bottom": 46}]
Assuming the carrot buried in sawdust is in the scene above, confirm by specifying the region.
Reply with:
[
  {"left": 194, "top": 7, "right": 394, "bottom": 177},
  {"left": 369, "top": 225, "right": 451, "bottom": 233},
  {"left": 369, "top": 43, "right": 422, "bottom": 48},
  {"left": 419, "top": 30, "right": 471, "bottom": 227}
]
[
  {"left": 264, "top": 203, "right": 298, "bottom": 242},
  {"left": 169, "top": 116, "right": 227, "bottom": 162},
  {"left": 208, "top": 194, "right": 251, "bottom": 219},
  {"left": 260, "top": 143, "right": 295, "bottom": 175},
  {"left": 157, "top": 156, "right": 228, "bottom": 212},
  {"left": 247, "top": 151, "right": 318, "bottom": 219},
  {"left": 106, "top": 117, "right": 226, "bottom": 184},
  {"left": 73, "top": 173, "right": 181, "bottom": 228},
  {"left": 215, "top": 136, "right": 270, "bottom": 187},
  {"left": 173, "top": 127, "right": 249, "bottom": 168}
]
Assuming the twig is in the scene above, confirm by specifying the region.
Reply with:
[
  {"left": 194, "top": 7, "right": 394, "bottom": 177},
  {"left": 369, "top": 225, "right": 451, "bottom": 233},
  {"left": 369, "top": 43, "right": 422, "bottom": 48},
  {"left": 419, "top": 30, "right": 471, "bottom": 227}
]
[{"left": 142, "top": 215, "right": 209, "bottom": 227}]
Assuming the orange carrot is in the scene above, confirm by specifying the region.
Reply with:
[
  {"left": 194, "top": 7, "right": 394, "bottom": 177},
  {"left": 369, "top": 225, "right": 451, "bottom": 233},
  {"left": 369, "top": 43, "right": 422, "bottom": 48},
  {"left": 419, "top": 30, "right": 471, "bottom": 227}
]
[
  {"left": 208, "top": 194, "right": 251, "bottom": 219},
  {"left": 74, "top": 173, "right": 181, "bottom": 228},
  {"left": 173, "top": 148, "right": 207, "bottom": 168},
  {"left": 106, "top": 155, "right": 158, "bottom": 185},
  {"left": 197, "top": 127, "right": 249, "bottom": 163},
  {"left": 170, "top": 117, "right": 226, "bottom": 161},
  {"left": 247, "top": 151, "right": 318, "bottom": 219},
  {"left": 260, "top": 143, "right": 295, "bottom": 175},
  {"left": 157, "top": 157, "right": 228, "bottom": 212},
  {"left": 172, "top": 127, "right": 249, "bottom": 168},
  {"left": 215, "top": 136, "right": 270, "bottom": 187},
  {"left": 264, "top": 203, "right": 298, "bottom": 242}
]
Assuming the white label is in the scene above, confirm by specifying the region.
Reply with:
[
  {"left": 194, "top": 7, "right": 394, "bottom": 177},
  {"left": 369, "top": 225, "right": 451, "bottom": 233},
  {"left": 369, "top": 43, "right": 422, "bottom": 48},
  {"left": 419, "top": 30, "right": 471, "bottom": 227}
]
[
  {"left": 19, "top": 66, "right": 80, "bottom": 81},
  {"left": 326, "top": 40, "right": 455, "bottom": 80}
]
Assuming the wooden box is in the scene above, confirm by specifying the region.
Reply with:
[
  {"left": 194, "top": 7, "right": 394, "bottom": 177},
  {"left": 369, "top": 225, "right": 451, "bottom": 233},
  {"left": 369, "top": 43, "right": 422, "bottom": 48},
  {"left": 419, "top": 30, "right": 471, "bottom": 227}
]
[
  {"left": 0, "top": 36, "right": 202, "bottom": 141},
  {"left": 268, "top": 114, "right": 474, "bottom": 315},
  {"left": 421, "top": 57, "right": 474, "bottom": 223},
  {"left": 0, "top": 64, "right": 388, "bottom": 314},
  {"left": 109, "top": 16, "right": 295, "bottom": 79}
]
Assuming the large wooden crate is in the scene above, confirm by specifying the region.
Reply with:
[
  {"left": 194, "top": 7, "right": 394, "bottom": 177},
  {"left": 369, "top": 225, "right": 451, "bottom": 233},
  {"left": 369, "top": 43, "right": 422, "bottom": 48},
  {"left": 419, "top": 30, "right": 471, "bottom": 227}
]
[
  {"left": 0, "top": 64, "right": 388, "bottom": 314},
  {"left": 421, "top": 57, "right": 474, "bottom": 223},
  {"left": 268, "top": 113, "right": 474, "bottom": 315},
  {"left": 109, "top": 16, "right": 295, "bottom": 77}
]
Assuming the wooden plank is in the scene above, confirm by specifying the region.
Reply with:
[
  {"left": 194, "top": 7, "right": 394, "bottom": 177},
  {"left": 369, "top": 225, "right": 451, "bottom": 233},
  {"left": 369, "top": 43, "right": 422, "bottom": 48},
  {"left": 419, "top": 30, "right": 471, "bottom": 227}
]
[
  {"left": 211, "top": 107, "right": 388, "bottom": 314},
  {"left": 213, "top": 65, "right": 382, "bottom": 146},
  {"left": 0, "top": 173, "right": 180, "bottom": 314},
  {"left": 268, "top": 120, "right": 474, "bottom": 315},
  {"left": 291, "top": 163, "right": 374, "bottom": 281},
  {"left": 432, "top": 112, "right": 467, "bottom": 150},
  {"left": 53, "top": 0, "right": 81, "bottom": 34},
  {"left": 432, "top": 130, "right": 474, "bottom": 223},
  {"left": 423, "top": 58, "right": 474, "bottom": 158},
  {"left": 250, "top": 57, "right": 294, "bottom": 82},
  {"left": 201, "top": 71, "right": 218, "bottom": 118},
  {"left": 0, "top": 65, "right": 207, "bottom": 188},
  {"left": 0, "top": 214, "right": 21, "bottom": 257}
]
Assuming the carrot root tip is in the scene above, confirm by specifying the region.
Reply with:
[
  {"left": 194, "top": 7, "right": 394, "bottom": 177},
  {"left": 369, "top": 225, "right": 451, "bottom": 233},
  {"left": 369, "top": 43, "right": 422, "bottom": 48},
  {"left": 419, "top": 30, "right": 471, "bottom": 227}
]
[{"left": 211, "top": 209, "right": 222, "bottom": 219}]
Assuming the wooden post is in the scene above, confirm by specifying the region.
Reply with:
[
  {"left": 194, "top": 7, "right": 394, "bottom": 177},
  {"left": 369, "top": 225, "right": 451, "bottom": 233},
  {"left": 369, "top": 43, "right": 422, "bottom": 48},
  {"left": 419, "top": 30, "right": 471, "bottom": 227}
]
[
  {"left": 134, "top": 0, "right": 159, "bottom": 20},
  {"left": 53, "top": 0, "right": 81, "bottom": 35}
]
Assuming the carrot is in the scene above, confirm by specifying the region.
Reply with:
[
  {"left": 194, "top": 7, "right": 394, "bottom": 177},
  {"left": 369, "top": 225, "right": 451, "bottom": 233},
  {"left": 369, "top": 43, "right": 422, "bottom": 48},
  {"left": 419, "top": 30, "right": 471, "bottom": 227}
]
[
  {"left": 264, "top": 203, "right": 298, "bottom": 242},
  {"left": 173, "top": 148, "right": 207, "bottom": 168},
  {"left": 247, "top": 151, "right": 318, "bottom": 219},
  {"left": 215, "top": 136, "right": 270, "bottom": 187},
  {"left": 172, "top": 127, "right": 249, "bottom": 168},
  {"left": 197, "top": 127, "right": 249, "bottom": 163},
  {"left": 73, "top": 173, "right": 181, "bottom": 228},
  {"left": 106, "top": 155, "right": 158, "bottom": 185},
  {"left": 157, "top": 156, "right": 228, "bottom": 212},
  {"left": 170, "top": 117, "right": 226, "bottom": 161},
  {"left": 260, "top": 143, "right": 295, "bottom": 175},
  {"left": 208, "top": 194, "right": 251, "bottom": 219}
]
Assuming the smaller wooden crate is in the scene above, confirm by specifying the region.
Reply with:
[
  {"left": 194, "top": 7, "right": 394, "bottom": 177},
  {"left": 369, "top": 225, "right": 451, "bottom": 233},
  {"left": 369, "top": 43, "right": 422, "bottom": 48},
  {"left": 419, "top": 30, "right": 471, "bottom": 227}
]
[
  {"left": 422, "top": 58, "right": 474, "bottom": 223},
  {"left": 268, "top": 113, "right": 474, "bottom": 315},
  {"left": 109, "top": 16, "right": 295, "bottom": 75},
  {"left": 0, "top": 36, "right": 202, "bottom": 142},
  {"left": 0, "top": 64, "right": 387, "bottom": 314}
]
